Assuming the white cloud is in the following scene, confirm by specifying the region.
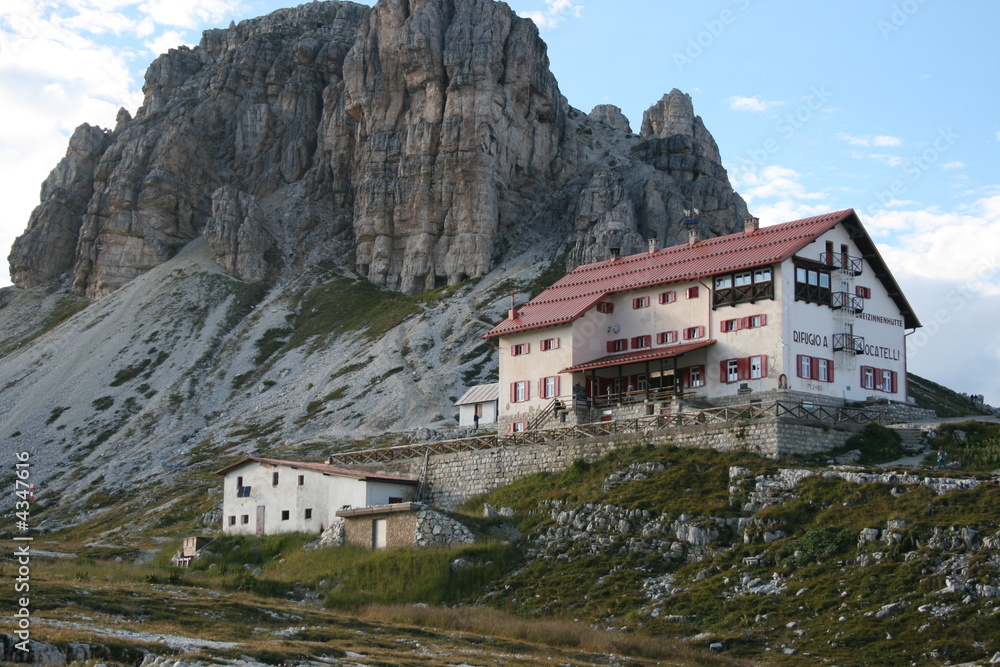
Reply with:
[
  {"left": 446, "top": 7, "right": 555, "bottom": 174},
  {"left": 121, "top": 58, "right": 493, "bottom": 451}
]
[
  {"left": 731, "top": 164, "right": 831, "bottom": 224},
  {"left": 727, "top": 96, "right": 770, "bottom": 113},
  {"left": 145, "top": 30, "right": 189, "bottom": 56},
  {"left": 838, "top": 133, "right": 902, "bottom": 147},
  {"left": 941, "top": 161, "right": 965, "bottom": 170},
  {"left": 871, "top": 135, "right": 902, "bottom": 147},
  {"left": 518, "top": 0, "right": 584, "bottom": 29},
  {"left": 137, "top": 0, "right": 245, "bottom": 29}
]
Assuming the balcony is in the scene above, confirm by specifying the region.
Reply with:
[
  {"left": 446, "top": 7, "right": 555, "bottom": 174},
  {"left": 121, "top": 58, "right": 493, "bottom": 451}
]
[
  {"left": 832, "top": 333, "right": 865, "bottom": 354},
  {"left": 831, "top": 291, "right": 864, "bottom": 314},
  {"left": 819, "top": 252, "right": 863, "bottom": 276},
  {"left": 714, "top": 281, "right": 775, "bottom": 308}
]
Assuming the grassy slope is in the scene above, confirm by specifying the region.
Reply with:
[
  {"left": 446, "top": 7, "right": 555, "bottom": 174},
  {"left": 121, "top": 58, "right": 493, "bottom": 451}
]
[{"left": 908, "top": 372, "right": 995, "bottom": 418}]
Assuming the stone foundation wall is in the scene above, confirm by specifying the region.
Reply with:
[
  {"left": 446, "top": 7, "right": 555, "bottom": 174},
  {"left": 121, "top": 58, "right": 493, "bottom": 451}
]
[
  {"left": 343, "top": 512, "right": 418, "bottom": 550},
  {"left": 361, "top": 417, "right": 865, "bottom": 509}
]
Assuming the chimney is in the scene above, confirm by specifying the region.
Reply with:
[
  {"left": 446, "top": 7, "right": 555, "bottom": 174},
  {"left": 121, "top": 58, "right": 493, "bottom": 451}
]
[
  {"left": 684, "top": 219, "right": 700, "bottom": 245},
  {"left": 610, "top": 247, "right": 621, "bottom": 260},
  {"left": 648, "top": 238, "right": 658, "bottom": 254},
  {"left": 508, "top": 292, "right": 519, "bottom": 320},
  {"left": 744, "top": 216, "right": 760, "bottom": 234}
]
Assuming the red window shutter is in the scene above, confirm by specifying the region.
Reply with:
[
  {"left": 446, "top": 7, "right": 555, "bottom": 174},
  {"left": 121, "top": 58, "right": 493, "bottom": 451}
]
[
  {"left": 760, "top": 355, "right": 768, "bottom": 378},
  {"left": 510, "top": 382, "right": 517, "bottom": 402},
  {"left": 525, "top": 343, "right": 530, "bottom": 354},
  {"left": 811, "top": 357, "right": 820, "bottom": 380},
  {"left": 525, "top": 382, "right": 530, "bottom": 400},
  {"left": 510, "top": 345, "right": 516, "bottom": 355},
  {"left": 796, "top": 355, "right": 806, "bottom": 379},
  {"left": 554, "top": 376, "right": 561, "bottom": 396},
  {"left": 508, "top": 422, "right": 515, "bottom": 433},
  {"left": 720, "top": 360, "right": 729, "bottom": 383},
  {"left": 890, "top": 371, "right": 897, "bottom": 393},
  {"left": 738, "top": 357, "right": 750, "bottom": 381},
  {"left": 827, "top": 359, "right": 834, "bottom": 382},
  {"left": 741, "top": 317, "right": 750, "bottom": 330},
  {"left": 760, "top": 314, "right": 767, "bottom": 326},
  {"left": 684, "top": 367, "right": 692, "bottom": 388},
  {"left": 607, "top": 341, "right": 615, "bottom": 353},
  {"left": 553, "top": 338, "right": 560, "bottom": 350}
]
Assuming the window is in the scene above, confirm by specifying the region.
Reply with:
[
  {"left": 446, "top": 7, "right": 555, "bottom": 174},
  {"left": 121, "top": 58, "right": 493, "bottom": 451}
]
[
  {"left": 720, "top": 357, "right": 767, "bottom": 383},
  {"left": 389, "top": 497, "right": 403, "bottom": 504},
  {"left": 540, "top": 337, "right": 559, "bottom": 351},
  {"left": 734, "top": 272, "right": 752, "bottom": 287},
  {"left": 715, "top": 276, "right": 732, "bottom": 290},
  {"left": 304, "top": 508, "right": 313, "bottom": 520},
  {"left": 228, "top": 516, "right": 236, "bottom": 526},
  {"left": 236, "top": 485, "right": 251, "bottom": 498},
  {"left": 510, "top": 421, "right": 528, "bottom": 432},
  {"left": 298, "top": 475, "right": 304, "bottom": 486},
  {"left": 799, "top": 355, "right": 812, "bottom": 379},
  {"left": 721, "top": 318, "right": 741, "bottom": 333},
  {"left": 686, "top": 365, "right": 705, "bottom": 388},
  {"left": 657, "top": 330, "right": 677, "bottom": 345},
  {"left": 631, "top": 335, "right": 651, "bottom": 349},
  {"left": 281, "top": 510, "right": 290, "bottom": 521},
  {"left": 746, "top": 314, "right": 767, "bottom": 328},
  {"left": 237, "top": 476, "right": 243, "bottom": 487},
  {"left": 241, "top": 515, "right": 249, "bottom": 524},
  {"left": 659, "top": 290, "right": 676, "bottom": 304},
  {"left": 794, "top": 263, "right": 833, "bottom": 306},
  {"left": 607, "top": 339, "right": 628, "bottom": 353},
  {"left": 272, "top": 472, "right": 279, "bottom": 486},
  {"left": 511, "top": 381, "right": 529, "bottom": 403},
  {"left": 684, "top": 326, "right": 705, "bottom": 340},
  {"left": 541, "top": 376, "right": 560, "bottom": 399},
  {"left": 880, "top": 369, "right": 897, "bottom": 393},
  {"left": 597, "top": 302, "right": 614, "bottom": 314},
  {"left": 633, "top": 296, "right": 650, "bottom": 309},
  {"left": 860, "top": 367, "right": 897, "bottom": 393},
  {"left": 798, "top": 355, "right": 834, "bottom": 382},
  {"left": 511, "top": 343, "right": 529, "bottom": 356},
  {"left": 856, "top": 286, "right": 872, "bottom": 299},
  {"left": 819, "top": 273, "right": 831, "bottom": 289},
  {"left": 686, "top": 286, "right": 700, "bottom": 299},
  {"left": 754, "top": 268, "right": 772, "bottom": 283}
]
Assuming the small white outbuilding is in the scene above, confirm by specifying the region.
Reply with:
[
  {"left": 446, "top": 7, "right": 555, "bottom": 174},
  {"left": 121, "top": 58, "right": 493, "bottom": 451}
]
[
  {"left": 214, "top": 456, "right": 419, "bottom": 536},
  {"left": 454, "top": 383, "right": 499, "bottom": 428}
]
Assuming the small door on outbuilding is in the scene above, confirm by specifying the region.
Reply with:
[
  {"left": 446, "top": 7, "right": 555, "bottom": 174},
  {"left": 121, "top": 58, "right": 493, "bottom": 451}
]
[
  {"left": 256, "top": 505, "right": 266, "bottom": 536},
  {"left": 372, "top": 518, "right": 387, "bottom": 550}
]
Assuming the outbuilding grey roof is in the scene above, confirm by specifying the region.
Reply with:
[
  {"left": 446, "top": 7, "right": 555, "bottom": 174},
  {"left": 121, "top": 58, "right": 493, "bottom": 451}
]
[{"left": 455, "top": 383, "right": 500, "bottom": 406}]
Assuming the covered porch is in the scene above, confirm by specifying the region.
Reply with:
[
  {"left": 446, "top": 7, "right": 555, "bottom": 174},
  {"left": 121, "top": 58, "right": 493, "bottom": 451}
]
[{"left": 562, "top": 340, "right": 716, "bottom": 411}]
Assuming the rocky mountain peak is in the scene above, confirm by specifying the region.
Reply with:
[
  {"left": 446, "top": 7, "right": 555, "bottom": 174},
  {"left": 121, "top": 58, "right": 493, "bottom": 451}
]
[{"left": 8, "top": 0, "right": 747, "bottom": 300}]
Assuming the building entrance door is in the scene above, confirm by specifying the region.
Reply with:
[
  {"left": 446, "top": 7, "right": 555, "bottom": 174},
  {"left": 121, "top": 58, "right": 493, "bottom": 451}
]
[{"left": 256, "top": 506, "right": 265, "bottom": 536}]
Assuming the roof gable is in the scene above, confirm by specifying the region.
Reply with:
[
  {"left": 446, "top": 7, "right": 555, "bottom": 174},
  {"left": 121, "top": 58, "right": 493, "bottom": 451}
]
[
  {"left": 486, "top": 210, "right": 854, "bottom": 337},
  {"left": 484, "top": 209, "right": 919, "bottom": 337}
]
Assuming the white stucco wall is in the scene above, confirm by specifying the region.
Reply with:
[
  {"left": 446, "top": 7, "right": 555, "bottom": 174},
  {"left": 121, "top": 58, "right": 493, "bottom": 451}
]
[{"left": 220, "top": 462, "right": 416, "bottom": 536}]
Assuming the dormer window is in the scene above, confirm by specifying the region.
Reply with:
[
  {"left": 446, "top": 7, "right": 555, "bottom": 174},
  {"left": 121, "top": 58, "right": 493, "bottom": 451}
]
[{"left": 597, "top": 302, "right": 614, "bottom": 314}]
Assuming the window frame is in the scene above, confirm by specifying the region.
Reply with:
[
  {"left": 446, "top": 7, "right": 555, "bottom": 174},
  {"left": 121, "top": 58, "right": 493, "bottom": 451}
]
[
  {"left": 281, "top": 510, "right": 290, "bottom": 521},
  {"left": 683, "top": 326, "right": 705, "bottom": 340},
  {"left": 511, "top": 380, "right": 529, "bottom": 403},
  {"left": 511, "top": 343, "right": 530, "bottom": 356},
  {"left": 686, "top": 286, "right": 700, "bottom": 299},
  {"left": 540, "top": 375, "right": 560, "bottom": 399},
  {"left": 657, "top": 330, "right": 678, "bottom": 345},
  {"left": 540, "top": 337, "right": 559, "bottom": 351},
  {"left": 597, "top": 302, "right": 614, "bottom": 314},
  {"left": 632, "top": 296, "right": 650, "bottom": 309},
  {"left": 631, "top": 335, "right": 651, "bottom": 349},
  {"left": 304, "top": 508, "right": 313, "bottom": 520},
  {"left": 659, "top": 290, "right": 676, "bottom": 304}
]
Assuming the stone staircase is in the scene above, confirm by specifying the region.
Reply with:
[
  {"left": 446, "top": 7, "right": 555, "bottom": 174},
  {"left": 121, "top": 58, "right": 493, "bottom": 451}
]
[{"left": 889, "top": 426, "right": 927, "bottom": 455}]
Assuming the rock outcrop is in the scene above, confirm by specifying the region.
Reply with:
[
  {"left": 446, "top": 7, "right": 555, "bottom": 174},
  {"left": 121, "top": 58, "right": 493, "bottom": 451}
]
[
  {"left": 590, "top": 104, "right": 632, "bottom": 133},
  {"left": 9, "top": 0, "right": 749, "bottom": 299},
  {"left": 8, "top": 124, "right": 111, "bottom": 287}
]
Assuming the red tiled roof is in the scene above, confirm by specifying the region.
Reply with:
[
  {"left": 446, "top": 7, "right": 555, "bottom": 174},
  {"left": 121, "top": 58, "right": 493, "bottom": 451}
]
[
  {"left": 213, "top": 456, "right": 419, "bottom": 485},
  {"left": 561, "top": 339, "right": 716, "bottom": 373},
  {"left": 485, "top": 209, "right": 919, "bottom": 336}
]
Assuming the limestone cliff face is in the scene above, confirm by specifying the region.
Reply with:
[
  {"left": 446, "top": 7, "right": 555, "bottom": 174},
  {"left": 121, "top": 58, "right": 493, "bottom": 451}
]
[
  {"left": 344, "top": 0, "right": 566, "bottom": 293},
  {"left": 8, "top": 0, "right": 748, "bottom": 299}
]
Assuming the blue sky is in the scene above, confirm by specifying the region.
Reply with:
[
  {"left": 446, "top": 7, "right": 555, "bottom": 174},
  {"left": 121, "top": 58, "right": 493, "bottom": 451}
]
[{"left": 1, "top": 0, "right": 999, "bottom": 404}]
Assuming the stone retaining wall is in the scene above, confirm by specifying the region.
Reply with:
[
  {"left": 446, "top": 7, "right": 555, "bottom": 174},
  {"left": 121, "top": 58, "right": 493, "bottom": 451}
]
[{"left": 361, "top": 418, "right": 864, "bottom": 509}]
